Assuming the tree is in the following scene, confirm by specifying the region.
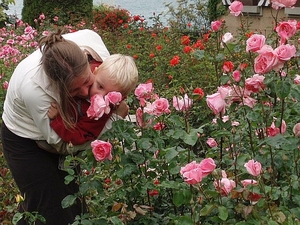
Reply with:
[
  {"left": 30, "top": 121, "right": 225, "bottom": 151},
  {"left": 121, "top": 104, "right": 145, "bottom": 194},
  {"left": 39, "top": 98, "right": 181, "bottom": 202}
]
[{"left": 22, "top": 0, "right": 93, "bottom": 27}]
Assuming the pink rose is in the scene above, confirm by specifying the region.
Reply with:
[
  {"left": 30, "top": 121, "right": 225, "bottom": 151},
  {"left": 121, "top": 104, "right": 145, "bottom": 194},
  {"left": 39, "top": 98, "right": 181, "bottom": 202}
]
[
  {"left": 91, "top": 140, "right": 113, "bottom": 161},
  {"left": 254, "top": 46, "right": 279, "bottom": 74},
  {"left": 271, "top": 0, "right": 297, "bottom": 9},
  {"left": 206, "top": 92, "right": 226, "bottom": 115},
  {"left": 134, "top": 83, "right": 153, "bottom": 100},
  {"left": 246, "top": 34, "right": 266, "bottom": 52},
  {"left": 280, "top": 120, "right": 286, "bottom": 134},
  {"left": 87, "top": 94, "right": 110, "bottom": 120},
  {"left": 180, "top": 161, "right": 203, "bottom": 185},
  {"left": 267, "top": 121, "right": 280, "bottom": 137},
  {"left": 173, "top": 94, "right": 193, "bottom": 111},
  {"left": 294, "top": 75, "right": 300, "bottom": 84},
  {"left": 136, "top": 107, "right": 145, "bottom": 128},
  {"left": 199, "top": 158, "right": 216, "bottom": 177},
  {"left": 232, "top": 70, "right": 241, "bottom": 82},
  {"left": 245, "top": 74, "right": 265, "bottom": 93},
  {"left": 241, "top": 179, "right": 258, "bottom": 187},
  {"left": 293, "top": 123, "right": 300, "bottom": 137},
  {"left": 244, "top": 159, "right": 262, "bottom": 176},
  {"left": 206, "top": 138, "right": 218, "bottom": 148},
  {"left": 2, "top": 81, "right": 8, "bottom": 90},
  {"left": 153, "top": 122, "right": 166, "bottom": 130},
  {"left": 105, "top": 91, "right": 122, "bottom": 105},
  {"left": 214, "top": 178, "right": 236, "bottom": 196},
  {"left": 211, "top": 20, "right": 222, "bottom": 31},
  {"left": 229, "top": 1, "right": 243, "bottom": 16},
  {"left": 274, "top": 44, "right": 296, "bottom": 61},
  {"left": 152, "top": 98, "right": 171, "bottom": 116},
  {"left": 276, "top": 20, "right": 297, "bottom": 44},
  {"left": 242, "top": 96, "right": 257, "bottom": 108}
]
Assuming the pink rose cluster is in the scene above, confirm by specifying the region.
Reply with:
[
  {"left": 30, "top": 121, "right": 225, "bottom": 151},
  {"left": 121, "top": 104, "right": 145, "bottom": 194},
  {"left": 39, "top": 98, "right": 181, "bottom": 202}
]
[
  {"left": 135, "top": 83, "right": 193, "bottom": 129},
  {"left": 180, "top": 158, "right": 216, "bottom": 185},
  {"left": 206, "top": 79, "right": 261, "bottom": 115},
  {"left": 246, "top": 23, "right": 297, "bottom": 75},
  {"left": 266, "top": 119, "right": 286, "bottom": 137},
  {"left": 87, "top": 91, "right": 122, "bottom": 120},
  {"left": 91, "top": 140, "right": 113, "bottom": 162}
]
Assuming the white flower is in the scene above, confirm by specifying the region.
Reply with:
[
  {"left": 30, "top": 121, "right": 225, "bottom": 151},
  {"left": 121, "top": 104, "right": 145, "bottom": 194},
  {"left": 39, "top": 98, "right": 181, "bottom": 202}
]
[{"left": 222, "top": 32, "right": 233, "bottom": 43}]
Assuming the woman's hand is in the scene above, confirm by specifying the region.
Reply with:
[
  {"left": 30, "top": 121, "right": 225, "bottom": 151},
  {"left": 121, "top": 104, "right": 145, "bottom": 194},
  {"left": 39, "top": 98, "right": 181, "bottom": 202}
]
[{"left": 47, "top": 102, "right": 59, "bottom": 120}]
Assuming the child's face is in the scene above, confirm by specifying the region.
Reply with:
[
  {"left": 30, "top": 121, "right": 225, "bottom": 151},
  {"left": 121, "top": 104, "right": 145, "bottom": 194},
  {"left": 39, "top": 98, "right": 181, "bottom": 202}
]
[{"left": 89, "top": 68, "right": 121, "bottom": 97}]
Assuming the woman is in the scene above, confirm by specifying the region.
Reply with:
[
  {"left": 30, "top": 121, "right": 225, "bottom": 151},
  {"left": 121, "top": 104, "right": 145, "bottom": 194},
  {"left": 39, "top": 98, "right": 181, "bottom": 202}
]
[{"left": 1, "top": 29, "right": 110, "bottom": 224}]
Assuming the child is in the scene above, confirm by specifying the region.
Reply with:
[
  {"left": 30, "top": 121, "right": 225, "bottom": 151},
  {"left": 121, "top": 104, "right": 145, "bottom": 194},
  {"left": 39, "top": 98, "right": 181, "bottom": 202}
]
[{"left": 47, "top": 53, "right": 138, "bottom": 146}]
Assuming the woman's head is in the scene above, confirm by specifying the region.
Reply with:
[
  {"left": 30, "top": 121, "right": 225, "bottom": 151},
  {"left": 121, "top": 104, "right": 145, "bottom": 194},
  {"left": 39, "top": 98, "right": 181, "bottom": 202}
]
[
  {"left": 39, "top": 30, "right": 94, "bottom": 98},
  {"left": 90, "top": 54, "right": 138, "bottom": 98},
  {"left": 39, "top": 30, "right": 94, "bottom": 128}
]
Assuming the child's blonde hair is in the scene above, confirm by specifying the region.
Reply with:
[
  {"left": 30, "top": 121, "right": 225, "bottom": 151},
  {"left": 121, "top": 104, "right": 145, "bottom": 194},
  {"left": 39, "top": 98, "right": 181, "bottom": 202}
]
[{"left": 96, "top": 54, "right": 138, "bottom": 97}]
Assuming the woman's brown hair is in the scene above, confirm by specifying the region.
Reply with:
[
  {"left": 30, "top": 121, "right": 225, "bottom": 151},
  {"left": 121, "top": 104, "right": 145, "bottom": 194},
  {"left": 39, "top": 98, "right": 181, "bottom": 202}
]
[{"left": 39, "top": 30, "right": 89, "bottom": 129}]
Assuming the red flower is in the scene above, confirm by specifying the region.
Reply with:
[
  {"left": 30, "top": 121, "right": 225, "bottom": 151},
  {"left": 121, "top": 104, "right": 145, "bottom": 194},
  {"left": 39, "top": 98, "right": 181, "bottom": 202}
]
[
  {"left": 123, "top": 23, "right": 128, "bottom": 29},
  {"left": 203, "top": 33, "right": 210, "bottom": 42},
  {"left": 193, "top": 87, "right": 205, "bottom": 100},
  {"left": 133, "top": 54, "right": 138, "bottom": 59},
  {"left": 248, "top": 192, "right": 262, "bottom": 202},
  {"left": 245, "top": 31, "right": 254, "bottom": 38},
  {"left": 133, "top": 15, "right": 140, "bottom": 21},
  {"left": 149, "top": 190, "right": 159, "bottom": 196},
  {"left": 181, "top": 35, "right": 191, "bottom": 45},
  {"left": 104, "top": 178, "right": 111, "bottom": 184},
  {"left": 183, "top": 46, "right": 193, "bottom": 54},
  {"left": 223, "top": 61, "right": 234, "bottom": 72},
  {"left": 193, "top": 40, "right": 204, "bottom": 50},
  {"left": 154, "top": 179, "right": 160, "bottom": 185},
  {"left": 187, "top": 22, "right": 192, "bottom": 27},
  {"left": 156, "top": 45, "right": 162, "bottom": 51},
  {"left": 151, "top": 33, "right": 157, "bottom": 37},
  {"left": 126, "top": 44, "right": 131, "bottom": 49},
  {"left": 170, "top": 55, "right": 180, "bottom": 66},
  {"left": 239, "top": 63, "right": 248, "bottom": 71},
  {"left": 297, "top": 21, "right": 300, "bottom": 30},
  {"left": 149, "top": 53, "right": 155, "bottom": 58}
]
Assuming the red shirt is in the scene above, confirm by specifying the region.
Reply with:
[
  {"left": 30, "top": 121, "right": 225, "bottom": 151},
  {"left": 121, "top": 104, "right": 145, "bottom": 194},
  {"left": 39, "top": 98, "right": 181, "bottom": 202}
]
[{"left": 50, "top": 98, "right": 110, "bottom": 145}]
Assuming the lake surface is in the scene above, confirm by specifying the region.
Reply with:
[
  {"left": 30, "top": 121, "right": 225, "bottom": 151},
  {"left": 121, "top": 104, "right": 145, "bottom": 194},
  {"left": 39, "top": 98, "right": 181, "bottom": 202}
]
[{"left": 5, "top": 0, "right": 174, "bottom": 25}]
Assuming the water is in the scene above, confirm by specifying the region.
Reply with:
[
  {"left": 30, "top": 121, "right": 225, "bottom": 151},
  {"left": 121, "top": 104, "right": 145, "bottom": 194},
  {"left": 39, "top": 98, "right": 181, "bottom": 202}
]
[{"left": 5, "top": 0, "right": 173, "bottom": 25}]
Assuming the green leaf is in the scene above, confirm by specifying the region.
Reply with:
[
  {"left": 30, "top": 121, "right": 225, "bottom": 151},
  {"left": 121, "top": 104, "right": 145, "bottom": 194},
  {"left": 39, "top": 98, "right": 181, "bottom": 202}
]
[
  {"left": 61, "top": 195, "right": 77, "bottom": 209},
  {"left": 200, "top": 204, "right": 217, "bottom": 216},
  {"left": 218, "top": 206, "right": 228, "bottom": 221},
  {"left": 183, "top": 129, "right": 199, "bottom": 146},
  {"left": 260, "top": 134, "right": 290, "bottom": 148},
  {"left": 164, "top": 147, "right": 179, "bottom": 163},
  {"left": 194, "top": 49, "right": 205, "bottom": 60},
  {"left": 116, "top": 164, "right": 137, "bottom": 178},
  {"left": 276, "top": 80, "right": 291, "bottom": 99},
  {"left": 12, "top": 212, "right": 23, "bottom": 225},
  {"left": 220, "top": 75, "right": 230, "bottom": 85},
  {"left": 177, "top": 215, "right": 194, "bottom": 225},
  {"left": 127, "top": 151, "right": 145, "bottom": 164},
  {"left": 110, "top": 216, "right": 124, "bottom": 225},
  {"left": 173, "top": 189, "right": 192, "bottom": 207},
  {"left": 64, "top": 175, "right": 75, "bottom": 185}
]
